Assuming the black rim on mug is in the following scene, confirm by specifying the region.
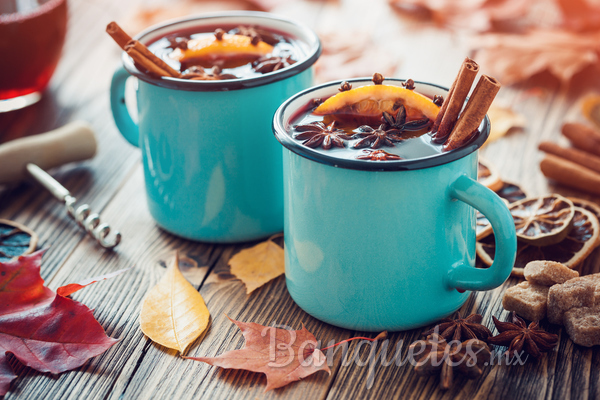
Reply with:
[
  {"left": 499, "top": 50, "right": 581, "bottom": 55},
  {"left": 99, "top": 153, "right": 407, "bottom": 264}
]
[{"left": 122, "top": 11, "right": 322, "bottom": 92}]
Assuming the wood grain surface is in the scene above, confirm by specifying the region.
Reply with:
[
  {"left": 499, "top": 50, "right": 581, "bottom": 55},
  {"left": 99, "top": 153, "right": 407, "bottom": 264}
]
[{"left": 1, "top": 0, "right": 599, "bottom": 399}]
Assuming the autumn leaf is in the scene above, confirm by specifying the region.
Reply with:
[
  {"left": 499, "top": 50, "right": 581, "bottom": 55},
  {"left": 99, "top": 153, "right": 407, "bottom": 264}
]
[
  {"left": 557, "top": 0, "right": 600, "bottom": 32},
  {"left": 229, "top": 236, "right": 284, "bottom": 294},
  {"left": 484, "top": 104, "right": 526, "bottom": 145},
  {"left": 471, "top": 29, "right": 600, "bottom": 86},
  {"left": 57, "top": 267, "right": 131, "bottom": 297},
  {"left": 186, "top": 317, "right": 331, "bottom": 391},
  {"left": 0, "top": 251, "right": 118, "bottom": 396},
  {"left": 140, "top": 253, "right": 210, "bottom": 354}
]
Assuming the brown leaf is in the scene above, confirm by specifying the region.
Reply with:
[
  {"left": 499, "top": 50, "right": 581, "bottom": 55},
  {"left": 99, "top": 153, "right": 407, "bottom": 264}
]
[
  {"left": 471, "top": 29, "right": 600, "bottom": 86},
  {"left": 557, "top": 0, "right": 600, "bottom": 32},
  {"left": 186, "top": 317, "right": 330, "bottom": 391},
  {"left": 229, "top": 236, "right": 284, "bottom": 294}
]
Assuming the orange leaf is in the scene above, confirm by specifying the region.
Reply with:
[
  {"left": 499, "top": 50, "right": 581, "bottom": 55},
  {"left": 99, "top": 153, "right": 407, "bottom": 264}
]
[
  {"left": 229, "top": 236, "right": 284, "bottom": 294},
  {"left": 186, "top": 317, "right": 330, "bottom": 391},
  {"left": 57, "top": 267, "right": 131, "bottom": 297},
  {"left": 484, "top": 104, "right": 526, "bottom": 146}
]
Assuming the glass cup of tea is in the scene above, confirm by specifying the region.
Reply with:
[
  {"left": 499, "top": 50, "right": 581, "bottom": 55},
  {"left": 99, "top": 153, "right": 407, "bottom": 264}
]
[{"left": 0, "top": 0, "right": 68, "bottom": 112}]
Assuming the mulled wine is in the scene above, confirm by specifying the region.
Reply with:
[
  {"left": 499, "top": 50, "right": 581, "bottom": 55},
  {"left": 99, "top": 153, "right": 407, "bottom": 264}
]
[
  {"left": 0, "top": 0, "right": 67, "bottom": 104},
  {"left": 146, "top": 25, "right": 302, "bottom": 80}
]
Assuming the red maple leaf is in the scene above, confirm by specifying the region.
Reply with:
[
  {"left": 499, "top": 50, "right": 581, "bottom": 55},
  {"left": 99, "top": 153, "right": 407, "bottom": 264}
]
[
  {"left": 0, "top": 251, "right": 119, "bottom": 396},
  {"left": 187, "top": 317, "right": 331, "bottom": 391}
]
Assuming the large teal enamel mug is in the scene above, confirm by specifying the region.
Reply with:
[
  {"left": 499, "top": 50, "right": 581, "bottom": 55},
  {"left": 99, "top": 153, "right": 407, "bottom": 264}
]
[
  {"left": 110, "top": 12, "right": 320, "bottom": 242},
  {"left": 273, "top": 79, "right": 517, "bottom": 331}
]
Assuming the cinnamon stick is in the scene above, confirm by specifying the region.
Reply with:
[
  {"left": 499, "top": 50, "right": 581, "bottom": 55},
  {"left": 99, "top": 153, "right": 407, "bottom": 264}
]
[
  {"left": 125, "top": 40, "right": 180, "bottom": 78},
  {"left": 539, "top": 141, "right": 600, "bottom": 174},
  {"left": 106, "top": 22, "right": 132, "bottom": 50},
  {"left": 540, "top": 154, "right": 600, "bottom": 196},
  {"left": 433, "top": 58, "right": 479, "bottom": 143},
  {"left": 125, "top": 48, "right": 171, "bottom": 78},
  {"left": 444, "top": 75, "right": 500, "bottom": 151},
  {"left": 562, "top": 122, "right": 600, "bottom": 157}
]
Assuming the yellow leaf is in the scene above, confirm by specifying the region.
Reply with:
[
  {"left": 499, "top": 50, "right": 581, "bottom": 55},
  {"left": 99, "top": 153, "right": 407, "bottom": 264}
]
[
  {"left": 229, "top": 237, "right": 284, "bottom": 294},
  {"left": 581, "top": 94, "right": 600, "bottom": 131},
  {"left": 484, "top": 104, "right": 526, "bottom": 146},
  {"left": 140, "top": 253, "right": 210, "bottom": 353}
]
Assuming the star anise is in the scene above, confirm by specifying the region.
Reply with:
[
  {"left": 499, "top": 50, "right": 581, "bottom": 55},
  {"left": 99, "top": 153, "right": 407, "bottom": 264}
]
[
  {"left": 381, "top": 105, "right": 431, "bottom": 135},
  {"left": 410, "top": 334, "right": 491, "bottom": 390},
  {"left": 352, "top": 124, "right": 403, "bottom": 149},
  {"left": 487, "top": 312, "right": 559, "bottom": 359},
  {"left": 252, "top": 56, "right": 296, "bottom": 73},
  {"left": 181, "top": 66, "right": 237, "bottom": 81},
  {"left": 356, "top": 149, "right": 402, "bottom": 161},
  {"left": 422, "top": 312, "right": 492, "bottom": 342},
  {"left": 294, "top": 121, "right": 352, "bottom": 149},
  {"left": 233, "top": 25, "right": 279, "bottom": 46}
]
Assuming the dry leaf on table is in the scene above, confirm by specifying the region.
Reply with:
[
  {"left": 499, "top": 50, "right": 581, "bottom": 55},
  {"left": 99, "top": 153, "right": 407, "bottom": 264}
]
[
  {"left": 484, "top": 104, "right": 526, "bottom": 146},
  {"left": 557, "top": 0, "right": 600, "bottom": 32},
  {"left": 315, "top": 32, "right": 399, "bottom": 84},
  {"left": 57, "top": 267, "right": 131, "bottom": 297},
  {"left": 581, "top": 93, "right": 600, "bottom": 130},
  {"left": 140, "top": 253, "right": 210, "bottom": 354},
  {"left": 388, "top": 0, "right": 531, "bottom": 32},
  {"left": 186, "top": 317, "right": 330, "bottom": 391},
  {"left": 471, "top": 29, "right": 600, "bottom": 86},
  {"left": 0, "top": 251, "right": 119, "bottom": 396},
  {"left": 229, "top": 235, "right": 284, "bottom": 294}
]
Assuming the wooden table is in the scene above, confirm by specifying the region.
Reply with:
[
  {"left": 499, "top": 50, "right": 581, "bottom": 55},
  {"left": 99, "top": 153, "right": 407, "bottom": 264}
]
[{"left": 2, "top": 0, "right": 600, "bottom": 398}]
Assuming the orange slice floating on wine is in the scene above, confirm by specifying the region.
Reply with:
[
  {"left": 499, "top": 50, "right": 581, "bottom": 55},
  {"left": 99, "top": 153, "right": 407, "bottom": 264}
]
[
  {"left": 170, "top": 34, "right": 273, "bottom": 68},
  {"left": 477, "top": 207, "right": 600, "bottom": 277},
  {"left": 314, "top": 84, "right": 440, "bottom": 122}
]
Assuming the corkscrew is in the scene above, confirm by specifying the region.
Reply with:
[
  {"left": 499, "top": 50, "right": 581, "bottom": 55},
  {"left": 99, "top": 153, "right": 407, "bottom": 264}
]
[{"left": 0, "top": 121, "right": 121, "bottom": 249}]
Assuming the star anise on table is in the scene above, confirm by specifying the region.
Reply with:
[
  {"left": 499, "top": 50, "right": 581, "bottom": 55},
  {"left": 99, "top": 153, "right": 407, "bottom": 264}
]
[
  {"left": 487, "top": 312, "right": 559, "bottom": 359},
  {"left": 294, "top": 121, "right": 352, "bottom": 150},
  {"left": 252, "top": 56, "right": 296, "bottom": 73},
  {"left": 422, "top": 312, "right": 492, "bottom": 342},
  {"left": 180, "top": 66, "right": 237, "bottom": 81},
  {"left": 356, "top": 149, "right": 402, "bottom": 161},
  {"left": 381, "top": 105, "right": 431, "bottom": 134},
  {"left": 410, "top": 334, "right": 491, "bottom": 390},
  {"left": 351, "top": 124, "right": 403, "bottom": 149}
]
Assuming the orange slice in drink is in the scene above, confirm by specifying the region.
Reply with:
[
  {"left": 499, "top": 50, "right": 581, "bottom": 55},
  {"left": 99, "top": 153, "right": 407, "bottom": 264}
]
[
  {"left": 314, "top": 84, "right": 440, "bottom": 124},
  {"left": 477, "top": 207, "right": 600, "bottom": 277},
  {"left": 170, "top": 34, "right": 273, "bottom": 68}
]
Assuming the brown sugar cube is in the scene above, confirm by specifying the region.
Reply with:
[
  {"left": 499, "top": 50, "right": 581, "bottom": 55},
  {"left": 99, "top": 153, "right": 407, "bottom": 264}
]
[
  {"left": 502, "top": 281, "right": 549, "bottom": 322},
  {"left": 580, "top": 273, "right": 600, "bottom": 304},
  {"left": 547, "top": 279, "right": 595, "bottom": 325},
  {"left": 564, "top": 306, "right": 600, "bottom": 347},
  {"left": 523, "top": 260, "right": 579, "bottom": 286}
]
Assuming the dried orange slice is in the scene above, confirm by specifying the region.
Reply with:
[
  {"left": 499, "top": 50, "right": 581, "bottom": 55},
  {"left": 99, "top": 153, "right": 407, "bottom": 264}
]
[
  {"left": 581, "top": 94, "right": 600, "bottom": 130},
  {"left": 314, "top": 84, "right": 440, "bottom": 122},
  {"left": 477, "top": 207, "right": 600, "bottom": 276},
  {"left": 170, "top": 34, "right": 273, "bottom": 68},
  {"left": 477, "top": 157, "right": 503, "bottom": 192},
  {"left": 568, "top": 197, "right": 600, "bottom": 247},
  {"left": 476, "top": 182, "right": 527, "bottom": 240}
]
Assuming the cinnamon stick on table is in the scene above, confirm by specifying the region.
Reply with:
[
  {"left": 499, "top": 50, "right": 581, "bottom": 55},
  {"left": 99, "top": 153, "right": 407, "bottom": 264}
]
[
  {"left": 562, "top": 122, "right": 600, "bottom": 157},
  {"left": 444, "top": 75, "right": 501, "bottom": 151},
  {"left": 540, "top": 154, "right": 600, "bottom": 196},
  {"left": 432, "top": 57, "right": 479, "bottom": 143},
  {"left": 539, "top": 141, "right": 600, "bottom": 174}
]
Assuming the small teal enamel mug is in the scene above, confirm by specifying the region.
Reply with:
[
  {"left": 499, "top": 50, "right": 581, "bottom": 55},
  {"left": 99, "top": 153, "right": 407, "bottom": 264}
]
[
  {"left": 110, "top": 12, "right": 320, "bottom": 242},
  {"left": 273, "top": 79, "right": 517, "bottom": 331}
]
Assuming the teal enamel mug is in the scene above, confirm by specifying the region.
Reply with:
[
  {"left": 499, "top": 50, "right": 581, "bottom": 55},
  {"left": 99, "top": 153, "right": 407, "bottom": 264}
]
[
  {"left": 110, "top": 12, "right": 320, "bottom": 242},
  {"left": 273, "top": 79, "right": 517, "bottom": 331}
]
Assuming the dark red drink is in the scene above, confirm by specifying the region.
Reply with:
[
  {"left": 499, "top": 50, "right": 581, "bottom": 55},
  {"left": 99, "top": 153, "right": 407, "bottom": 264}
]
[{"left": 0, "top": 0, "right": 67, "bottom": 104}]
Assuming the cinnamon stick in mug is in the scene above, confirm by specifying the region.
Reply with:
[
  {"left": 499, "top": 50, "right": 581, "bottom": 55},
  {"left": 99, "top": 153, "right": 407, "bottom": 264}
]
[
  {"left": 539, "top": 141, "right": 600, "bottom": 173},
  {"left": 125, "top": 48, "right": 171, "bottom": 78},
  {"left": 106, "top": 22, "right": 132, "bottom": 50},
  {"left": 433, "top": 58, "right": 479, "bottom": 143},
  {"left": 444, "top": 75, "right": 500, "bottom": 151},
  {"left": 125, "top": 40, "right": 180, "bottom": 78},
  {"left": 540, "top": 154, "right": 600, "bottom": 196},
  {"left": 562, "top": 122, "right": 600, "bottom": 157}
]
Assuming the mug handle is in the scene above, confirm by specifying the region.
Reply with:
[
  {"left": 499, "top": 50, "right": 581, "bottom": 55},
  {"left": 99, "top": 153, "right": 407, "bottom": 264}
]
[
  {"left": 110, "top": 66, "right": 139, "bottom": 147},
  {"left": 447, "top": 174, "right": 517, "bottom": 291}
]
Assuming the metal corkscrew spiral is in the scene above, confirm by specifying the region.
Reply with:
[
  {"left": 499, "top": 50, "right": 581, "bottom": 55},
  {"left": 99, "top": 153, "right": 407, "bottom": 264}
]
[{"left": 26, "top": 163, "right": 121, "bottom": 249}]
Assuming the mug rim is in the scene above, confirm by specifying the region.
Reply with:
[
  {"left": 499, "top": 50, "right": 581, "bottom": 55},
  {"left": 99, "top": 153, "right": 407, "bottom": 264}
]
[
  {"left": 272, "top": 78, "right": 490, "bottom": 172},
  {"left": 122, "top": 11, "right": 321, "bottom": 92}
]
